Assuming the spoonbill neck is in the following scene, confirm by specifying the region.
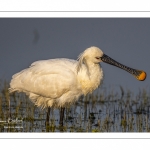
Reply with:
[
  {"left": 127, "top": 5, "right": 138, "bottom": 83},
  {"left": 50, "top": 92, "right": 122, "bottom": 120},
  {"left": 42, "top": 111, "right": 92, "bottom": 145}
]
[{"left": 77, "top": 62, "right": 103, "bottom": 95}]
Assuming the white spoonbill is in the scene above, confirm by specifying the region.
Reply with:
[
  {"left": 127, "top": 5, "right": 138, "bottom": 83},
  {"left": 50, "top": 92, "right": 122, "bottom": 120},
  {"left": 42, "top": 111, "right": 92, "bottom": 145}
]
[{"left": 9, "top": 46, "right": 146, "bottom": 126}]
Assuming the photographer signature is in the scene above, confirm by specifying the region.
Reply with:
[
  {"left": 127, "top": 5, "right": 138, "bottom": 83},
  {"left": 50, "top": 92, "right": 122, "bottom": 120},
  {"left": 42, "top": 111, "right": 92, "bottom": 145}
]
[{"left": 0, "top": 118, "right": 23, "bottom": 123}]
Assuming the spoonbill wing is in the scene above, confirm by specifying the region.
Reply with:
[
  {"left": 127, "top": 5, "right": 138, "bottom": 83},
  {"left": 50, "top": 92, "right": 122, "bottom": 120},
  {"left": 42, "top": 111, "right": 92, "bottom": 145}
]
[{"left": 9, "top": 59, "right": 78, "bottom": 99}]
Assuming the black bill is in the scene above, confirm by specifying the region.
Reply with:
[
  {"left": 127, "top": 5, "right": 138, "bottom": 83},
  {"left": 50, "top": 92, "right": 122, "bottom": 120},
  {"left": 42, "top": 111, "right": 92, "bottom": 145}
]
[{"left": 101, "top": 54, "right": 146, "bottom": 81}]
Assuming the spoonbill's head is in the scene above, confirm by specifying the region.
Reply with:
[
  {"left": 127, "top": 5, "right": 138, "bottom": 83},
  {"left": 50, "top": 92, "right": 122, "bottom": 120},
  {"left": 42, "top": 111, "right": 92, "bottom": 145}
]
[
  {"left": 81, "top": 46, "right": 104, "bottom": 63},
  {"left": 78, "top": 46, "right": 147, "bottom": 81}
]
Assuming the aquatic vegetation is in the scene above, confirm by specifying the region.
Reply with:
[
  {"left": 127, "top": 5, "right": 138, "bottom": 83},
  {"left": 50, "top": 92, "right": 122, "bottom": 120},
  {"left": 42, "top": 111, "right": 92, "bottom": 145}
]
[{"left": 0, "top": 80, "right": 150, "bottom": 132}]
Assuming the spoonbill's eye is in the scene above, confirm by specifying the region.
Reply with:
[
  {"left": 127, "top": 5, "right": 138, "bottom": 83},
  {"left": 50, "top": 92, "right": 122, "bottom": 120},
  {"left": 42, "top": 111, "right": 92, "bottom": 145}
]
[{"left": 95, "top": 57, "right": 100, "bottom": 59}]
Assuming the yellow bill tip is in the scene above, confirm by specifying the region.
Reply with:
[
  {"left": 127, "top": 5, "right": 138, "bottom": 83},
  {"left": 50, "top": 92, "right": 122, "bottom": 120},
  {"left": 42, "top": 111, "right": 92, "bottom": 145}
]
[{"left": 136, "top": 71, "right": 147, "bottom": 81}]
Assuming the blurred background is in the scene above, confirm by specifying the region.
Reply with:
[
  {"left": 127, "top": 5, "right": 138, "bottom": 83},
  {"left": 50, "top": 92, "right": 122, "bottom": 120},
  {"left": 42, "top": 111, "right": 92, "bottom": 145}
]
[{"left": 0, "top": 18, "right": 149, "bottom": 95}]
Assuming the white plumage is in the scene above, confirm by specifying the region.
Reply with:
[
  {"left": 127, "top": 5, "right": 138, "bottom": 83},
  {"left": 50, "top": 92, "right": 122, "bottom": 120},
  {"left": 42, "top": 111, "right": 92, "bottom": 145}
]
[{"left": 9, "top": 47, "right": 104, "bottom": 109}]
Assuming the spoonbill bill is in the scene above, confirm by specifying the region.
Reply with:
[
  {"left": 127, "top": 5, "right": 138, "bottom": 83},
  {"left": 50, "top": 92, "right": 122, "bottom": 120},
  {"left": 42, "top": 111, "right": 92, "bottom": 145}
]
[{"left": 9, "top": 46, "right": 146, "bottom": 126}]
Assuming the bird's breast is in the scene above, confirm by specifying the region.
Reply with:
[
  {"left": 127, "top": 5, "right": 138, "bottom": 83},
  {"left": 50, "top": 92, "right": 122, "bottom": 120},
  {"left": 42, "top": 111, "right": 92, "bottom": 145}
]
[{"left": 77, "top": 66, "right": 103, "bottom": 95}]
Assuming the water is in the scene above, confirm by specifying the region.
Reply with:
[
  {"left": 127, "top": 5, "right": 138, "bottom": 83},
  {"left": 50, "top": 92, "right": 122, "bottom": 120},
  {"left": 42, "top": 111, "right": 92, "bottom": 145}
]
[{"left": 0, "top": 84, "right": 150, "bottom": 132}]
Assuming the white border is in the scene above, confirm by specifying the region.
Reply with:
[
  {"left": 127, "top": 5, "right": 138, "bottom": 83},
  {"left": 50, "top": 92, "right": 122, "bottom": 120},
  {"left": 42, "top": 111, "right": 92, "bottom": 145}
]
[
  {"left": 0, "top": 133, "right": 150, "bottom": 139},
  {"left": 0, "top": 0, "right": 150, "bottom": 11},
  {"left": 1, "top": 12, "right": 150, "bottom": 18}
]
